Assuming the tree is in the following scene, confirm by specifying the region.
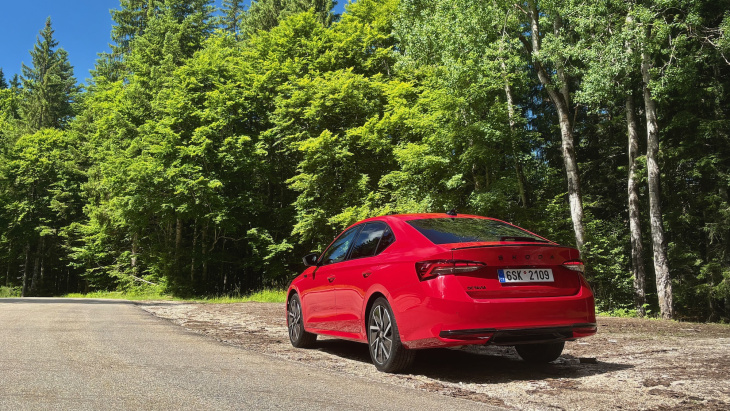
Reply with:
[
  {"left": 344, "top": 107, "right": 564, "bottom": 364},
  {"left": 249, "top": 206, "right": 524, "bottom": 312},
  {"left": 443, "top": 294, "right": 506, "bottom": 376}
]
[
  {"left": 21, "top": 17, "right": 79, "bottom": 131},
  {"left": 0, "top": 69, "right": 7, "bottom": 89},
  {"left": 569, "top": 1, "right": 648, "bottom": 316},
  {"left": 241, "top": 0, "right": 337, "bottom": 38},
  {"left": 1, "top": 128, "right": 85, "bottom": 296},
  {"left": 219, "top": 0, "right": 245, "bottom": 39},
  {"left": 520, "top": 0, "right": 585, "bottom": 251},
  {"left": 110, "top": 0, "right": 156, "bottom": 56}
]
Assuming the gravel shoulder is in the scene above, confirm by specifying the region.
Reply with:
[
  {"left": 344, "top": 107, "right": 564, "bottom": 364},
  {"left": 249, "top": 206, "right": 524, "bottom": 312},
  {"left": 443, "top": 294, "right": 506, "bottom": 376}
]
[{"left": 138, "top": 301, "right": 730, "bottom": 410}]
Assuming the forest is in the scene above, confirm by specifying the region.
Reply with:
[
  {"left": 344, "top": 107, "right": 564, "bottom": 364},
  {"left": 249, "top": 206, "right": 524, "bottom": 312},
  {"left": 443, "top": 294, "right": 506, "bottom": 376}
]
[{"left": 1, "top": 0, "right": 729, "bottom": 322}]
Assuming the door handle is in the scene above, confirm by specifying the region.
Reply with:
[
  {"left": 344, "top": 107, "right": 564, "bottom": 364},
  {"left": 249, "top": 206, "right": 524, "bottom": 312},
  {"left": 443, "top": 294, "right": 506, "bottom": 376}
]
[
  {"left": 328, "top": 276, "right": 335, "bottom": 283},
  {"left": 362, "top": 271, "right": 372, "bottom": 278}
]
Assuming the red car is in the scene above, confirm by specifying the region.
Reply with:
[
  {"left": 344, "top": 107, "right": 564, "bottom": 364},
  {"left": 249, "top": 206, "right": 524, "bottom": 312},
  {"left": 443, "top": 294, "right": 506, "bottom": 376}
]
[{"left": 286, "top": 213, "right": 596, "bottom": 372}]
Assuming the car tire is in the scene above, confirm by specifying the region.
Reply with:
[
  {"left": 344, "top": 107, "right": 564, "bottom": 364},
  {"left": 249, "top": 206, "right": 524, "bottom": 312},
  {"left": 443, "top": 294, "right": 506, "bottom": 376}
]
[
  {"left": 287, "top": 294, "right": 317, "bottom": 348},
  {"left": 367, "top": 297, "right": 415, "bottom": 373},
  {"left": 515, "top": 341, "right": 565, "bottom": 363}
]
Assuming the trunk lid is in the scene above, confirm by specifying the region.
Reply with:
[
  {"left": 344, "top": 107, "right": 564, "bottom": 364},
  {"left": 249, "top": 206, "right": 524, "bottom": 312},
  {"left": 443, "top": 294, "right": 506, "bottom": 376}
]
[{"left": 450, "top": 244, "right": 581, "bottom": 299}]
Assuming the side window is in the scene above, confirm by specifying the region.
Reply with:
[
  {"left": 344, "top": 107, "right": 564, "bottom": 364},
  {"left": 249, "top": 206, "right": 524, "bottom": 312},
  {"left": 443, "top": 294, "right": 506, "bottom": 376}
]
[
  {"left": 319, "top": 226, "right": 361, "bottom": 266},
  {"left": 349, "top": 222, "right": 396, "bottom": 260},
  {"left": 375, "top": 225, "right": 395, "bottom": 254}
]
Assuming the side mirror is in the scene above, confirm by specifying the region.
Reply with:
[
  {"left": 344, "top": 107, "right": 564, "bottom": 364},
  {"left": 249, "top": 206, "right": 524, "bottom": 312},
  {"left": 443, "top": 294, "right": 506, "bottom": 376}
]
[{"left": 302, "top": 253, "right": 319, "bottom": 267}]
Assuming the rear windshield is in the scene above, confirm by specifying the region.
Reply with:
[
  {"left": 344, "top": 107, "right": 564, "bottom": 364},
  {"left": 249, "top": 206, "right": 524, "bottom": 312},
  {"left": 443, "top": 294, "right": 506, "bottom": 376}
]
[{"left": 407, "top": 218, "right": 549, "bottom": 245}]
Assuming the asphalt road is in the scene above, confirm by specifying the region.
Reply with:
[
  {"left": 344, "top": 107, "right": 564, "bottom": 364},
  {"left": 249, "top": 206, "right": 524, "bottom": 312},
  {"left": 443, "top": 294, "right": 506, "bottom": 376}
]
[{"left": 0, "top": 298, "right": 491, "bottom": 410}]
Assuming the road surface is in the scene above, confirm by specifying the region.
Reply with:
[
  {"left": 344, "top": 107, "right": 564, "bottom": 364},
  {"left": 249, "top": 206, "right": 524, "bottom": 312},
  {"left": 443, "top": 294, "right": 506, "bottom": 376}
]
[{"left": 0, "top": 298, "right": 489, "bottom": 410}]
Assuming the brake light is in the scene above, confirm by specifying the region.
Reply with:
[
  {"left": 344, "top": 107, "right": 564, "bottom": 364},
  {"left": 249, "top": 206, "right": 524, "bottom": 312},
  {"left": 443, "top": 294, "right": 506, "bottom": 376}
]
[
  {"left": 563, "top": 260, "right": 585, "bottom": 273},
  {"left": 415, "top": 260, "right": 486, "bottom": 281}
]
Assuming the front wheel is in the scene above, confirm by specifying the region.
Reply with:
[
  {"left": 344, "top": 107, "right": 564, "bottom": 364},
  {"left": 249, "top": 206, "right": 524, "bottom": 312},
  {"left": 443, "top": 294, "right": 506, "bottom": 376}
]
[
  {"left": 287, "top": 294, "right": 317, "bottom": 348},
  {"left": 515, "top": 341, "right": 565, "bottom": 363},
  {"left": 367, "top": 297, "right": 415, "bottom": 373}
]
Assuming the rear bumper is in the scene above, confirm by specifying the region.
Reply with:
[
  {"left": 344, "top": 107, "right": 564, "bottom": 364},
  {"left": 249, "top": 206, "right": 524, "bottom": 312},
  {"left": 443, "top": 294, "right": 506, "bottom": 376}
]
[
  {"left": 438, "top": 323, "right": 597, "bottom": 345},
  {"left": 395, "top": 278, "right": 596, "bottom": 349}
]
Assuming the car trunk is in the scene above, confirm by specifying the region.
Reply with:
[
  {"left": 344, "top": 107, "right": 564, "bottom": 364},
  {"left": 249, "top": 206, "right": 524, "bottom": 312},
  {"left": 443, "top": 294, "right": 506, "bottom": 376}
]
[{"left": 450, "top": 244, "right": 581, "bottom": 299}]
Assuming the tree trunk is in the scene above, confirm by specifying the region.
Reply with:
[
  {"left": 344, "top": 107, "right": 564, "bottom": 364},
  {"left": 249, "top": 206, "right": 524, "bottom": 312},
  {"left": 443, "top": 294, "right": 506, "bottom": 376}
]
[
  {"left": 5, "top": 242, "right": 10, "bottom": 287},
  {"left": 202, "top": 223, "right": 208, "bottom": 283},
  {"left": 175, "top": 217, "right": 183, "bottom": 276},
  {"left": 642, "top": 49, "right": 673, "bottom": 319},
  {"left": 191, "top": 219, "right": 198, "bottom": 283},
  {"left": 502, "top": 66, "right": 529, "bottom": 207},
  {"left": 131, "top": 232, "right": 138, "bottom": 276},
  {"left": 30, "top": 237, "right": 43, "bottom": 296},
  {"left": 527, "top": 1, "right": 585, "bottom": 250},
  {"left": 22, "top": 244, "right": 30, "bottom": 297},
  {"left": 626, "top": 93, "right": 647, "bottom": 317}
]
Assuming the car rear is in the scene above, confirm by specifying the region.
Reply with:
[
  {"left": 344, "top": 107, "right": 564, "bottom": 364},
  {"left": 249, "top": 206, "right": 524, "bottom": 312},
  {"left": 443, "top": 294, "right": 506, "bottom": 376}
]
[{"left": 393, "top": 215, "right": 596, "bottom": 349}]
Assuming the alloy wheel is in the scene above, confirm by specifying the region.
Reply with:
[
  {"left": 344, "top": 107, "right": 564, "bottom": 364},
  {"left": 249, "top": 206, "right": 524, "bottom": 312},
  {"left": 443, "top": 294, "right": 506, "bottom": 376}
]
[
  {"left": 369, "top": 304, "right": 393, "bottom": 364},
  {"left": 288, "top": 297, "right": 303, "bottom": 342}
]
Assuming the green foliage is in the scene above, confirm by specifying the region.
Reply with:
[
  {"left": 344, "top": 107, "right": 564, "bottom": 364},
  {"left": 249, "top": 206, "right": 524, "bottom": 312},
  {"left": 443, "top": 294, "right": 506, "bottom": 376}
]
[
  {"left": 0, "top": 69, "right": 7, "bottom": 90},
  {"left": 0, "top": 286, "right": 21, "bottom": 298},
  {"left": 597, "top": 308, "right": 640, "bottom": 318},
  {"left": 241, "top": 0, "right": 337, "bottom": 38},
  {"left": 20, "top": 18, "right": 80, "bottom": 131},
  {"left": 63, "top": 287, "right": 286, "bottom": 303},
  {"left": 1, "top": 0, "right": 730, "bottom": 321}
]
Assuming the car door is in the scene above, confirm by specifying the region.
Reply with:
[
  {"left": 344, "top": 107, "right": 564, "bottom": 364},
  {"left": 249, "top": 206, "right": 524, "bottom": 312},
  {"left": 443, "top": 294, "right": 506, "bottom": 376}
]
[
  {"left": 332, "top": 222, "right": 396, "bottom": 335},
  {"left": 300, "top": 225, "right": 361, "bottom": 331}
]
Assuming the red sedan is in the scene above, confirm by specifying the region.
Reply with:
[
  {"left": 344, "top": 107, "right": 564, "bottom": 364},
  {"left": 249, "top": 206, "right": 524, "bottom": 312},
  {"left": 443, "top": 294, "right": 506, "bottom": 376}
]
[{"left": 286, "top": 213, "right": 596, "bottom": 372}]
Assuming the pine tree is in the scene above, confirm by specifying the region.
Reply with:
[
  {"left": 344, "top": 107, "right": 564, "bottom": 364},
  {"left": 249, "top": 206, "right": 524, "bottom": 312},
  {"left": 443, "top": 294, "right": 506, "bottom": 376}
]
[
  {"left": 110, "top": 0, "right": 157, "bottom": 56},
  {"left": 10, "top": 74, "right": 21, "bottom": 90},
  {"left": 219, "top": 0, "right": 245, "bottom": 39},
  {"left": 21, "top": 17, "right": 79, "bottom": 130},
  {"left": 0, "top": 68, "right": 8, "bottom": 89},
  {"left": 241, "top": 0, "right": 336, "bottom": 38}
]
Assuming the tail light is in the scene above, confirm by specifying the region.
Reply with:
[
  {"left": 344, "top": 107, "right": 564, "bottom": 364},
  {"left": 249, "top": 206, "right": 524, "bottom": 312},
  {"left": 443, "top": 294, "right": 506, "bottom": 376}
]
[
  {"left": 415, "top": 260, "right": 486, "bottom": 281},
  {"left": 563, "top": 260, "right": 585, "bottom": 273}
]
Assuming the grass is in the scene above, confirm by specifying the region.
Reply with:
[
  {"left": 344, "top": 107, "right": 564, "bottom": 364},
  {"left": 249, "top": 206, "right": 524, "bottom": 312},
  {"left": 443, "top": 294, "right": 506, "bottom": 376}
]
[
  {"left": 597, "top": 308, "right": 639, "bottom": 318},
  {"left": 0, "top": 286, "right": 21, "bottom": 298},
  {"left": 62, "top": 288, "right": 287, "bottom": 303},
  {"left": 195, "top": 289, "right": 287, "bottom": 303},
  {"left": 64, "top": 290, "right": 174, "bottom": 301}
]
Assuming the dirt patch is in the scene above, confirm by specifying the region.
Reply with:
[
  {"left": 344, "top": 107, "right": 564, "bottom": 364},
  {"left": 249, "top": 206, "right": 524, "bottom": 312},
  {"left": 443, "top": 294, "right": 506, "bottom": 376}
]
[{"left": 137, "top": 301, "right": 730, "bottom": 410}]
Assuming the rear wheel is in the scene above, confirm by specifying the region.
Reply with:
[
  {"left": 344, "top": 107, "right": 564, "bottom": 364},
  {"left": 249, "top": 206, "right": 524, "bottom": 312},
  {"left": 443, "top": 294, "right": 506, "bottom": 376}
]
[
  {"left": 287, "top": 294, "right": 316, "bottom": 348},
  {"left": 515, "top": 341, "right": 565, "bottom": 363},
  {"left": 367, "top": 297, "right": 415, "bottom": 373}
]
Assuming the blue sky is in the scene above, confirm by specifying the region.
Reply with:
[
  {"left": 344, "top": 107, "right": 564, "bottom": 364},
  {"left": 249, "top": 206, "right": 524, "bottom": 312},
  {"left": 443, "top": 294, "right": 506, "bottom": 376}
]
[{"left": 0, "top": 1, "right": 350, "bottom": 85}]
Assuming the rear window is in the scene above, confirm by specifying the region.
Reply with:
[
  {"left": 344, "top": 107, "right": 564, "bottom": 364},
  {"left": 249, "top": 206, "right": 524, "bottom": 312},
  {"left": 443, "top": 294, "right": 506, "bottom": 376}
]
[{"left": 406, "top": 218, "right": 549, "bottom": 245}]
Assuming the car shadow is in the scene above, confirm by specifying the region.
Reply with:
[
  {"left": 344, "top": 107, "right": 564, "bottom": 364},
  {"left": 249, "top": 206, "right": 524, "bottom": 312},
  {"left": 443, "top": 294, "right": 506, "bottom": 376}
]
[{"left": 312, "top": 339, "right": 632, "bottom": 384}]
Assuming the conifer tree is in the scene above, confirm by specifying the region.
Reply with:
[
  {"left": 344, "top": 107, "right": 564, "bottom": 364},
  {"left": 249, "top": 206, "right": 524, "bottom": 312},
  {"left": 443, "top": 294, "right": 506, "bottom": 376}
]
[
  {"left": 0, "top": 69, "right": 8, "bottom": 89},
  {"left": 110, "top": 0, "right": 157, "bottom": 56},
  {"left": 21, "top": 17, "right": 79, "bottom": 130},
  {"left": 9, "top": 74, "right": 21, "bottom": 90},
  {"left": 219, "top": 0, "right": 245, "bottom": 39},
  {"left": 242, "top": 0, "right": 336, "bottom": 38}
]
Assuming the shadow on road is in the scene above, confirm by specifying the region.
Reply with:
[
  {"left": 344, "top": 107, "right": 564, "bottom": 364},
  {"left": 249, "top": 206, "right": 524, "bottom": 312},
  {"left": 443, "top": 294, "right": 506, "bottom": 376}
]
[
  {"left": 313, "top": 338, "right": 632, "bottom": 383},
  {"left": 0, "top": 297, "right": 136, "bottom": 305}
]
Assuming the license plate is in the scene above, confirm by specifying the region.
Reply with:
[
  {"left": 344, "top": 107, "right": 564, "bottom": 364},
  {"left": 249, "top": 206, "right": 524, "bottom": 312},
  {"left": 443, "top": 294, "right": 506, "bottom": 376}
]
[{"left": 498, "top": 268, "right": 554, "bottom": 283}]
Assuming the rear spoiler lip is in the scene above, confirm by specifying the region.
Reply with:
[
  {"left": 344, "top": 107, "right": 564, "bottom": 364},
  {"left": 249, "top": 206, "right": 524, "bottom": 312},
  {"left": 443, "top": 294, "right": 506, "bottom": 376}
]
[{"left": 450, "top": 243, "right": 565, "bottom": 251}]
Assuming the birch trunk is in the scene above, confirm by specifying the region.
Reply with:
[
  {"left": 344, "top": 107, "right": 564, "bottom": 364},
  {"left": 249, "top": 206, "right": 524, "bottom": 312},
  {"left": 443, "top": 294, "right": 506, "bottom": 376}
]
[
  {"left": 642, "top": 49, "right": 673, "bottom": 319},
  {"left": 527, "top": 1, "right": 585, "bottom": 250},
  {"left": 626, "top": 93, "right": 647, "bottom": 316}
]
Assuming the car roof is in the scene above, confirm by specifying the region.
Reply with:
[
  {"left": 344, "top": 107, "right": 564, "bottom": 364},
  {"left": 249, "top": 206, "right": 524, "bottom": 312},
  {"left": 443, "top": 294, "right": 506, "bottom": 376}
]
[{"left": 362, "top": 213, "right": 500, "bottom": 224}]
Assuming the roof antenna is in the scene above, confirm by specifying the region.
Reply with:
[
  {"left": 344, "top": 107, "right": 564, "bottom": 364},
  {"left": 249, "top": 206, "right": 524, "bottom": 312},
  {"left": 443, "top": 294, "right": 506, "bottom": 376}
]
[{"left": 446, "top": 208, "right": 457, "bottom": 216}]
